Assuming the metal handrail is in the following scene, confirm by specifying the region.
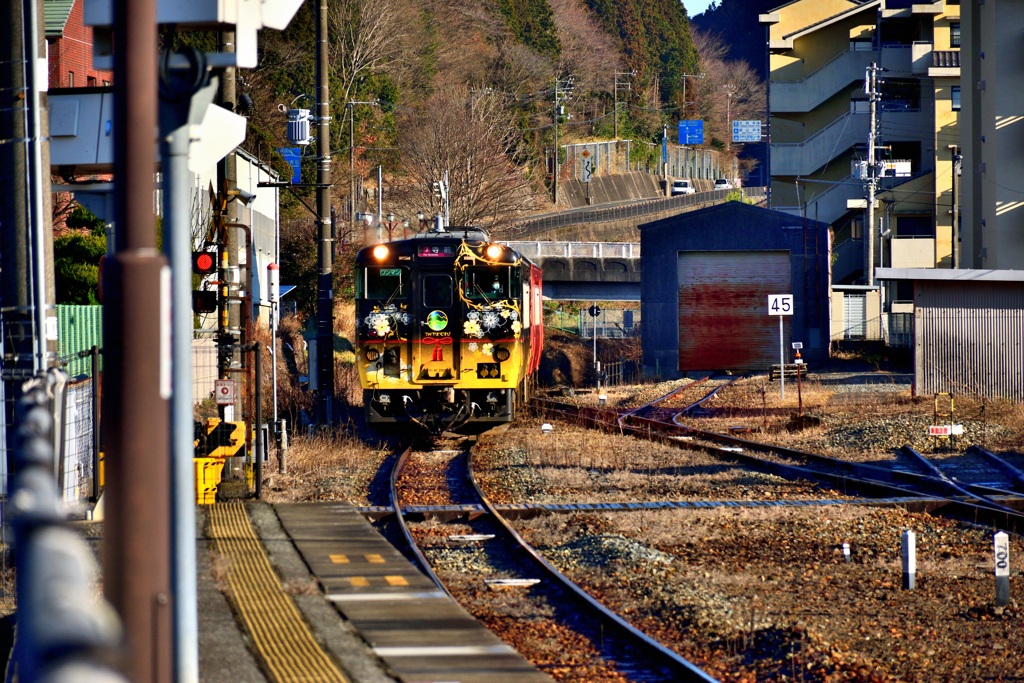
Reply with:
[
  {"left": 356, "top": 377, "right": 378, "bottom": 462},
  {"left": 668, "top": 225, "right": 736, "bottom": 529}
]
[{"left": 772, "top": 111, "right": 865, "bottom": 148}]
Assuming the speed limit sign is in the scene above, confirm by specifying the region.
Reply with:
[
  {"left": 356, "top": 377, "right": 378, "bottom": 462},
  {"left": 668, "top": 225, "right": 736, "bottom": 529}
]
[{"left": 214, "top": 379, "right": 236, "bottom": 405}]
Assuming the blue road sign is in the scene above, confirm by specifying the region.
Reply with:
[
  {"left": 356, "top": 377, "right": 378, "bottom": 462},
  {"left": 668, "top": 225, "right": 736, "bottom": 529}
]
[
  {"left": 277, "top": 147, "right": 302, "bottom": 184},
  {"left": 679, "top": 120, "right": 704, "bottom": 145},
  {"left": 732, "top": 120, "right": 762, "bottom": 143}
]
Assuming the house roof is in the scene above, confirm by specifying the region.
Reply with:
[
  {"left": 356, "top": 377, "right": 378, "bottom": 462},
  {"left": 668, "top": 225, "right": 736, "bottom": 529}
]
[
  {"left": 44, "top": 0, "right": 76, "bottom": 37},
  {"left": 639, "top": 198, "right": 830, "bottom": 233}
]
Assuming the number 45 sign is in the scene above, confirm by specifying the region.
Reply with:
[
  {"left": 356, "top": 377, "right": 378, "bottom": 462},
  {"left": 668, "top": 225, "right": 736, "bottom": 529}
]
[{"left": 768, "top": 294, "right": 793, "bottom": 315}]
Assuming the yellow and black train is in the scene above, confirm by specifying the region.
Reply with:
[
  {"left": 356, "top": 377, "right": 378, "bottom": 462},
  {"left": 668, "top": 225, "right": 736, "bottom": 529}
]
[{"left": 354, "top": 227, "right": 543, "bottom": 430}]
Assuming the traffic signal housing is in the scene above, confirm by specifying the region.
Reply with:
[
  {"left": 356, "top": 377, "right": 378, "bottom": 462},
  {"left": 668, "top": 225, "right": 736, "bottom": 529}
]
[
  {"left": 192, "top": 291, "right": 218, "bottom": 313},
  {"left": 192, "top": 251, "right": 218, "bottom": 312}
]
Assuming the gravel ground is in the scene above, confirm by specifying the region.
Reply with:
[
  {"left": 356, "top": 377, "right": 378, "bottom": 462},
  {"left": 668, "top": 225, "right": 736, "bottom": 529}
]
[{"left": 510, "top": 506, "right": 1023, "bottom": 682}]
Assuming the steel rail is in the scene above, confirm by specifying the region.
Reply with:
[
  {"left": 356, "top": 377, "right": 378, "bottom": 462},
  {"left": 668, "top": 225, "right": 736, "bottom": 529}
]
[
  {"left": 617, "top": 376, "right": 708, "bottom": 427},
  {"left": 533, "top": 398, "right": 1024, "bottom": 532},
  {"left": 899, "top": 446, "right": 1019, "bottom": 515},
  {"left": 466, "top": 444, "right": 721, "bottom": 682},
  {"left": 677, "top": 376, "right": 741, "bottom": 416},
  {"left": 969, "top": 445, "right": 1024, "bottom": 493},
  {"left": 389, "top": 446, "right": 455, "bottom": 599}
]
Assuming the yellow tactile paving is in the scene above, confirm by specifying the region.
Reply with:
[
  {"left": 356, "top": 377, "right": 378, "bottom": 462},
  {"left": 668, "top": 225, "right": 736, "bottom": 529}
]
[
  {"left": 364, "top": 554, "right": 385, "bottom": 563},
  {"left": 384, "top": 576, "right": 409, "bottom": 587},
  {"left": 329, "top": 554, "right": 349, "bottom": 564},
  {"left": 349, "top": 577, "right": 370, "bottom": 587},
  {"left": 208, "top": 502, "right": 348, "bottom": 683}
]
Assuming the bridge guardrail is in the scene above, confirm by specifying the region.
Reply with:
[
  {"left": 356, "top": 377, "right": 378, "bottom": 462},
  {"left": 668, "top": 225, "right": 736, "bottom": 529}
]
[{"left": 503, "top": 187, "right": 765, "bottom": 239}]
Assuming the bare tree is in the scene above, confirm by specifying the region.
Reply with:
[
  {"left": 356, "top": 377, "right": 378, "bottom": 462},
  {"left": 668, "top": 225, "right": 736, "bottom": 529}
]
[
  {"left": 689, "top": 28, "right": 765, "bottom": 147},
  {"left": 393, "top": 81, "right": 537, "bottom": 227},
  {"left": 329, "top": 0, "right": 406, "bottom": 105},
  {"left": 549, "top": 0, "right": 620, "bottom": 93}
]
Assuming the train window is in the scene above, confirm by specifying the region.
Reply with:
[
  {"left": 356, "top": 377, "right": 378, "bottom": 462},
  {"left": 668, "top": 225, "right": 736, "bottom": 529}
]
[
  {"left": 363, "top": 267, "right": 408, "bottom": 300},
  {"left": 463, "top": 267, "right": 520, "bottom": 300},
  {"left": 422, "top": 274, "right": 453, "bottom": 308}
]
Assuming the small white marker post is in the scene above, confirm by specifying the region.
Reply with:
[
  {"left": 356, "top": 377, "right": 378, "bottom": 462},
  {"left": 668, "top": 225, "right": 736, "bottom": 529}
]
[
  {"left": 994, "top": 531, "right": 1010, "bottom": 607},
  {"left": 768, "top": 295, "right": 794, "bottom": 401},
  {"left": 843, "top": 542, "right": 851, "bottom": 563},
  {"left": 598, "top": 394, "right": 607, "bottom": 408},
  {"left": 901, "top": 530, "right": 916, "bottom": 590}
]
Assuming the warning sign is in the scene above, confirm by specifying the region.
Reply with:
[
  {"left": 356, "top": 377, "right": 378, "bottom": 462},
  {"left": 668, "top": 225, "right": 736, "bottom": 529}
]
[{"left": 215, "top": 379, "right": 236, "bottom": 405}]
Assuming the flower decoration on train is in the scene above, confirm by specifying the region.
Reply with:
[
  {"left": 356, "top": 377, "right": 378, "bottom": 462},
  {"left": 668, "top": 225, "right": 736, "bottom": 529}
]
[
  {"left": 482, "top": 343, "right": 493, "bottom": 355},
  {"left": 482, "top": 311, "right": 501, "bottom": 330},
  {"left": 468, "top": 342, "right": 479, "bottom": 352},
  {"left": 464, "top": 320, "right": 483, "bottom": 338},
  {"left": 362, "top": 304, "right": 410, "bottom": 340},
  {"left": 511, "top": 320, "right": 522, "bottom": 338}
]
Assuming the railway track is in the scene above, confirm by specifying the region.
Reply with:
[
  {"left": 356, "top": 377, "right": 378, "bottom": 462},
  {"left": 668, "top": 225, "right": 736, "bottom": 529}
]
[
  {"left": 533, "top": 385, "right": 1024, "bottom": 534},
  {"left": 390, "top": 440, "right": 719, "bottom": 682}
]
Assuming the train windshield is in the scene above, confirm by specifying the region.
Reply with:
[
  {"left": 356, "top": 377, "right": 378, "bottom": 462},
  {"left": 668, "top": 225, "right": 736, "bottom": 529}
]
[
  {"left": 362, "top": 267, "right": 409, "bottom": 300},
  {"left": 463, "top": 266, "right": 520, "bottom": 301}
]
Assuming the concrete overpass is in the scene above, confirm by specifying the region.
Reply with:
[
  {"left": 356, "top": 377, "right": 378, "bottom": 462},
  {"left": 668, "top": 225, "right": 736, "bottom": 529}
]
[{"left": 500, "top": 242, "right": 641, "bottom": 301}]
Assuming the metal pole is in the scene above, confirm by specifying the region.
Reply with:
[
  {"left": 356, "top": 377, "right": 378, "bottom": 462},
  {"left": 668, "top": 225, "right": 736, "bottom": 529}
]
[
  {"left": 107, "top": 0, "right": 173, "bottom": 676},
  {"left": 254, "top": 344, "right": 262, "bottom": 499},
  {"left": 316, "top": 0, "right": 334, "bottom": 423},
  {"left": 159, "top": 60, "right": 210, "bottom": 682},
  {"left": 377, "top": 164, "right": 382, "bottom": 223},
  {"left": 779, "top": 315, "right": 785, "bottom": 401},
  {"left": 553, "top": 80, "right": 559, "bottom": 206},
  {"left": 866, "top": 63, "right": 877, "bottom": 287},
  {"left": 91, "top": 345, "right": 101, "bottom": 502}
]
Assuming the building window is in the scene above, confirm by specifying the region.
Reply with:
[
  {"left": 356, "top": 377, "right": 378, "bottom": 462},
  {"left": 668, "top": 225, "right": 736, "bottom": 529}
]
[
  {"left": 950, "top": 22, "right": 960, "bottom": 48},
  {"left": 951, "top": 86, "right": 961, "bottom": 111},
  {"left": 102, "top": 80, "right": 110, "bottom": 86},
  {"left": 68, "top": 71, "right": 74, "bottom": 87},
  {"left": 87, "top": 76, "right": 97, "bottom": 87}
]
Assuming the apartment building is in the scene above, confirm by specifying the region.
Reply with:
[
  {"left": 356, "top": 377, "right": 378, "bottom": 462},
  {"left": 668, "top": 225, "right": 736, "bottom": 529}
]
[
  {"left": 45, "top": 0, "right": 112, "bottom": 89},
  {"left": 759, "top": 0, "right": 960, "bottom": 340}
]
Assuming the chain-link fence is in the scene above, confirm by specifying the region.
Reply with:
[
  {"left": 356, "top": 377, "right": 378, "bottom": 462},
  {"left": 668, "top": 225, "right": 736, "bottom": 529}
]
[
  {"left": 61, "top": 377, "right": 96, "bottom": 505},
  {"left": 580, "top": 308, "right": 641, "bottom": 339}
]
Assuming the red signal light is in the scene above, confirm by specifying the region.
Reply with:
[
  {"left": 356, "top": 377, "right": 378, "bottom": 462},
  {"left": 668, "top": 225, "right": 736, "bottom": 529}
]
[{"left": 192, "top": 251, "right": 216, "bottom": 275}]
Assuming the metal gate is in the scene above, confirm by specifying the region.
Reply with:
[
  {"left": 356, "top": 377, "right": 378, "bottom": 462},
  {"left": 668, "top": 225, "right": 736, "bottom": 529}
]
[
  {"left": 843, "top": 293, "right": 867, "bottom": 338},
  {"left": 677, "top": 251, "right": 791, "bottom": 371}
]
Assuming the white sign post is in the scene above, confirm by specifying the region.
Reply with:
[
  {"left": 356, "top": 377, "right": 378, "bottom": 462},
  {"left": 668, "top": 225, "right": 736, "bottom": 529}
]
[
  {"left": 995, "top": 531, "right": 1010, "bottom": 606},
  {"left": 768, "top": 294, "right": 793, "bottom": 400}
]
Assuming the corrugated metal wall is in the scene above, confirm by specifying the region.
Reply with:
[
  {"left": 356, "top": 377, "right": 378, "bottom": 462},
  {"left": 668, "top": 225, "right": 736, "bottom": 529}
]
[
  {"left": 915, "top": 281, "right": 1024, "bottom": 400},
  {"left": 678, "top": 251, "right": 791, "bottom": 371},
  {"left": 57, "top": 305, "right": 103, "bottom": 377}
]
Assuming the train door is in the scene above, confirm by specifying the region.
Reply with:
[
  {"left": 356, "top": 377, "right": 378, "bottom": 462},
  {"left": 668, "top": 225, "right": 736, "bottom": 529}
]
[{"left": 413, "top": 271, "right": 460, "bottom": 381}]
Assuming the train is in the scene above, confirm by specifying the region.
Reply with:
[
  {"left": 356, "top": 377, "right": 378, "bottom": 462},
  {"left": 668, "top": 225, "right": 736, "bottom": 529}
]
[{"left": 354, "top": 226, "right": 543, "bottom": 431}]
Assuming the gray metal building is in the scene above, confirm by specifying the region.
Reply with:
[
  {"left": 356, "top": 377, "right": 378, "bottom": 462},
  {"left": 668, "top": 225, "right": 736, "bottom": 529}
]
[
  {"left": 877, "top": 269, "right": 1024, "bottom": 401},
  {"left": 640, "top": 202, "right": 830, "bottom": 377}
]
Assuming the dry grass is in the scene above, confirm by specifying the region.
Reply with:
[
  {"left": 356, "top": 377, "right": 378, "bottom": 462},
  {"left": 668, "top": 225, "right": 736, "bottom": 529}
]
[{"left": 262, "top": 431, "right": 390, "bottom": 504}]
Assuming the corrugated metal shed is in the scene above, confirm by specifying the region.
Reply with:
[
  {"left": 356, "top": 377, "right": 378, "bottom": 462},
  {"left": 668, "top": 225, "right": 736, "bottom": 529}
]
[
  {"left": 640, "top": 202, "right": 830, "bottom": 377},
  {"left": 44, "top": 0, "right": 76, "bottom": 37},
  {"left": 876, "top": 269, "right": 1024, "bottom": 401},
  {"left": 57, "top": 304, "right": 103, "bottom": 377}
]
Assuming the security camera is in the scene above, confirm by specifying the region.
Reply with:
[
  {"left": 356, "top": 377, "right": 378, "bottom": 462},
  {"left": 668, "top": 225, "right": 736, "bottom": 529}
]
[{"left": 236, "top": 189, "right": 257, "bottom": 207}]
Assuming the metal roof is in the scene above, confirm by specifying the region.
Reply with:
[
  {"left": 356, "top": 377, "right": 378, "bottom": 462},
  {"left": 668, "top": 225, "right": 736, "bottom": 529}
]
[
  {"left": 876, "top": 268, "right": 1024, "bottom": 282},
  {"left": 44, "top": 0, "right": 75, "bottom": 37}
]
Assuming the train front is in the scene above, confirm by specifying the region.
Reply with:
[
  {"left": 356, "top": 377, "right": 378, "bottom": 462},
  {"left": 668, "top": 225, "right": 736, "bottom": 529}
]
[{"left": 355, "top": 231, "right": 533, "bottom": 431}]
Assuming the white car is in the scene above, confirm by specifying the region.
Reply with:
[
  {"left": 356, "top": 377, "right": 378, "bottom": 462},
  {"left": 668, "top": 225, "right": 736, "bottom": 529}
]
[
  {"left": 671, "top": 179, "right": 696, "bottom": 195},
  {"left": 714, "top": 178, "right": 733, "bottom": 190}
]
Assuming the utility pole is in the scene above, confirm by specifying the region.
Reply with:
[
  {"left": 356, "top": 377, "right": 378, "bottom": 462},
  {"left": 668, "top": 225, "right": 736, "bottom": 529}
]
[
  {"left": 106, "top": 0, "right": 173, "bottom": 679},
  {"left": 722, "top": 84, "right": 737, "bottom": 151},
  {"left": 552, "top": 77, "right": 573, "bottom": 205},
  {"left": 613, "top": 71, "right": 634, "bottom": 141},
  {"left": 1, "top": 0, "right": 35, "bottom": 484},
  {"left": 865, "top": 63, "right": 879, "bottom": 287},
  {"left": 315, "top": 0, "right": 334, "bottom": 422},
  {"left": 950, "top": 146, "right": 962, "bottom": 268}
]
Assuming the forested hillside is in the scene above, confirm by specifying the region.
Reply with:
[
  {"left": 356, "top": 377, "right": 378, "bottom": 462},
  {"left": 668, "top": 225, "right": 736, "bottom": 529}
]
[{"left": 228, "top": 0, "right": 765, "bottom": 304}]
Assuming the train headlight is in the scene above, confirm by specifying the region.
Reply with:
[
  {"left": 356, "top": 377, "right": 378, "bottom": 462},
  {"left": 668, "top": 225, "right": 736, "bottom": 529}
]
[
  {"left": 372, "top": 244, "right": 389, "bottom": 260},
  {"left": 485, "top": 244, "right": 502, "bottom": 259},
  {"left": 365, "top": 348, "right": 380, "bottom": 362},
  {"left": 493, "top": 346, "right": 511, "bottom": 362}
]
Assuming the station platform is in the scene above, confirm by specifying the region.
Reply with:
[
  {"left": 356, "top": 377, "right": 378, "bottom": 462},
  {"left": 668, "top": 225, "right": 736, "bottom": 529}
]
[{"left": 200, "top": 501, "right": 552, "bottom": 683}]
